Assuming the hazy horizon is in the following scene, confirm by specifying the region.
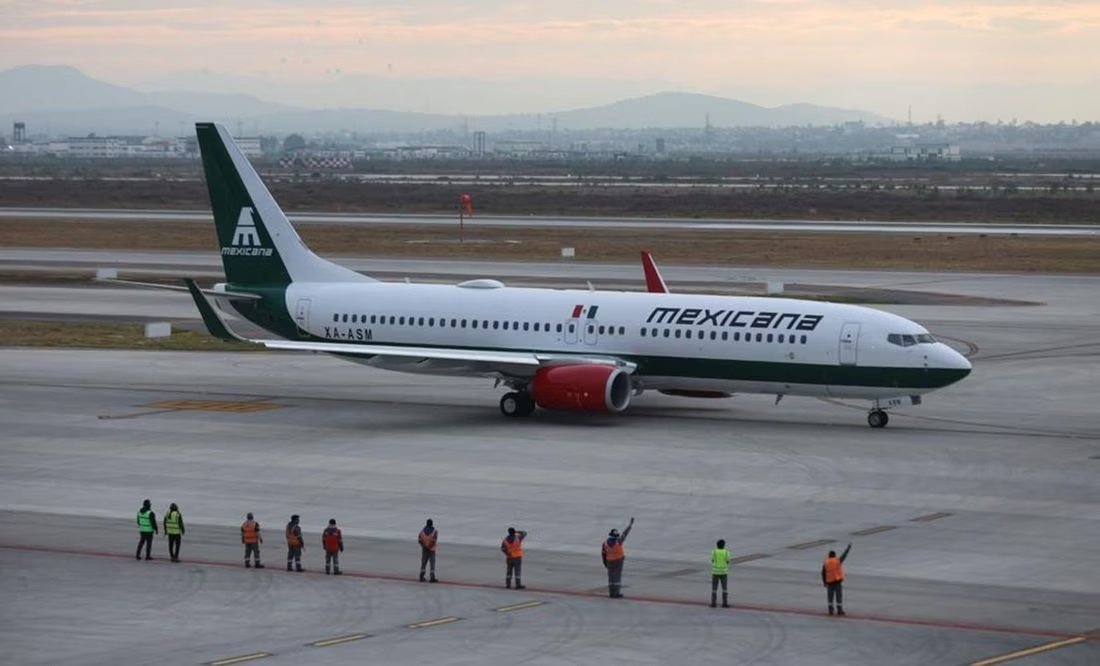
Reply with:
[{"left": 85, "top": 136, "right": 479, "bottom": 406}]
[{"left": 3, "top": 1, "right": 1098, "bottom": 123}]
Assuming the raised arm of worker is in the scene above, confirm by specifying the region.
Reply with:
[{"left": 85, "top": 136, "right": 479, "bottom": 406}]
[
  {"left": 839, "top": 543, "right": 852, "bottom": 563},
  {"left": 621, "top": 517, "right": 635, "bottom": 543}
]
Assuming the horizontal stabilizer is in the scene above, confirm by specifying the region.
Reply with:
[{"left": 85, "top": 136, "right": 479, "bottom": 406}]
[{"left": 101, "top": 278, "right": 261, "bottom": 301}]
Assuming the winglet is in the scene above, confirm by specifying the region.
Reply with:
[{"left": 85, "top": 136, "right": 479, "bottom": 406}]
[
  {"left": 183, "top": 278, "right": 252, "bottom": 343},
  {"left": 640, "top": 251, "right": 670, "bottom": 293}
]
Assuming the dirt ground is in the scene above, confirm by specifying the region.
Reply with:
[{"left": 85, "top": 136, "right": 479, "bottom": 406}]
[
  {"left": 2, "top": 218, "right": 1097, "bottom": 273},
  {"left": 3, "top": 178, "right": 1099, "bottom": 223}
]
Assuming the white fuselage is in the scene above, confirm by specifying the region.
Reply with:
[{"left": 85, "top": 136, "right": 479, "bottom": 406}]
[{"left": 270, "top": 280, "right": 971, "bottom": 401}]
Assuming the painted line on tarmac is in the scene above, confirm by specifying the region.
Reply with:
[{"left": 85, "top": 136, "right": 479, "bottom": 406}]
[
  {"left": 207, "top": 653, "right": 271, "bottom": 666},
  {"left": 0, "top": 543, "right": 1082, "bottom": 642},
  {"left": 850, "top": 525, "right": 896, "bottom": 537},
  {"left": 310, "top": 633, "right": 369, "bottom": 648},
  {"left": 407, "top": 616, "right": 461, "bottom": 629},
  {"left": 912, "top": 512, "right": 954, "bottom": 522},
  {"left": 968, "top": 636, "right": 1088, "bottom": 666},
  {"left": 787, "top": 539, "right": 836, "bottom": 550},
  {"left": 494, "top": 600, "right": 545, "bottom": 613}
]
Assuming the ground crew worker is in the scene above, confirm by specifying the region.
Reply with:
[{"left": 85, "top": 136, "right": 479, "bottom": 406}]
[
  {"left": 163, "top": 503, "right": 184, "bottom": 562},
  {"left": 710, "top": 539, "right": 731, "bottom": 608},
  {"left": 822, "top": 543, "right": 852, "bottom": 616},
  {"left": 418, "top": 518, "right": 438, "bottom": 583},
  {"left": 285, "top": 514, "right": 304, "bottom": 572},
  {"left": 241, "top": 512, "right": 264, "bottom": 568},
  {"left": 601, "top": 517, "right": 634, "bottom": 598},
  {"left": 500, "top": 527, "right": 527, "bottom": 589},
  {"left": 135, "top": 499, "right": 157, "bottom": 560},
  {"left": 322, "top": 519, "right": 343, "bottom": 575}
]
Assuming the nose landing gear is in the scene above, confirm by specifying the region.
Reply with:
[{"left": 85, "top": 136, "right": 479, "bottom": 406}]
[{"left": 867, "top": 409, "right": 889, "bottom": 428}]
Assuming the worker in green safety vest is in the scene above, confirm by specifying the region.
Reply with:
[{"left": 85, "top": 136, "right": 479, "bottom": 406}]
[
  {"left": 135, "top": 499, "right": 158, "bottom": 561},
  {"left": 163, "top": 503, "right": 185, "bottom": 562},
  {"left": 710, "top": 539, "right": 732, "bottom": 608}
]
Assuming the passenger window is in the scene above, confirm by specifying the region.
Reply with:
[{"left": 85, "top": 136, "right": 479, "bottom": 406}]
[
  {"left": 398, "top": 316, "right": 405, "bottom": 325},
  {"left": 778, "top": 334, "right": 784, "bottom": 343},
  {"left": 428, "top": 318, "right": 434, "bottom": 326},
  {"left": 333, "top": 314, "right": 339, "bottom": 322},
  {"left": 587, "top": 325, "right": 594, "bottom": 334},
  {"left": 493, "top": 321, "right": 500, "bottom": 330},
  {"left": 801, "top": 335, "right": 807, "bottom": 344},
  {"left": 721, "top": 332, "right": 728, "bottom": 341},
  {"left": 640, "top": 328, "right": 647, "bottom": 337},
  {"left": 342, "top": 314, "right": 348, "bottom": 323},
  {"left": 483, "top": 320, "right": 489, "bottom": 329},
  {"left": 556, "top": 324, "right": 563, "bottom": 333},
  {"left": 767, "top": 334, "right": 773, "bottom": 343},
  {"left": 663, "top": 329, "right": 670, "bottom": 338},
  {"left": 451, "top": 319, "right": 457, "bottom": 327},
  {"left": 619, "top": 327, "right": 625, "bottom": 335},
  {"left": 675, "top": 330, "right": 682, "bottom": 339},
  {"left": 733, "top": 332, "right": 740, "bottom": 341},
  {"left": 756, "top": 333, "right": 763, "bottom": 342},
  {"left": 461, "top": 319, "right": 467, "bottom": 328},
  {"left": 472, "top": 320, "right": 479, "bottom": 329},
  {"left": 710, "top": 331, "right": 716, "bottom": 340},
  {"left": 598, "top": 325, "right": 605, "bottom": 335},
  {"left": 684, "top": 330, "right": 691, "bottom": 339},
  {"left": 523, "top": 323, "right": 530, "bottom": 331}
]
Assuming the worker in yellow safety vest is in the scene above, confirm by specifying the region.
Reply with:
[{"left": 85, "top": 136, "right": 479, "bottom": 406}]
[
  {"left": 163, "top": 503, "right": 184, "bottom": 562},
  {"left": 710, "top": 539, "right": 732, "bottom": 608},
  {"left": 135, "top": 499, "right": 157, "bottom": 561},
  {"left": 821, "top": 543, "right": 852, "bottom": 616}
]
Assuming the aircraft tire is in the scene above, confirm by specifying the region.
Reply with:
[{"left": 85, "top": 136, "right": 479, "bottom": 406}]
[
  {"left": 500, "top": 392, "right": 522, "bottom": 417},
  {"left": 868, "top": 410, "right": 889, "bottom": 428}
]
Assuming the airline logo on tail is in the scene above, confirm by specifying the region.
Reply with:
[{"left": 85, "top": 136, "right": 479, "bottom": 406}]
[{"left": 222, "top": 207, "right": 273, "bottom": 257}]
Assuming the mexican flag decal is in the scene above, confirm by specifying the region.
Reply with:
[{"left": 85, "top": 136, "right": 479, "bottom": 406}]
[{"left": 571, "top": 304, "right": 600, "bottom": 319}]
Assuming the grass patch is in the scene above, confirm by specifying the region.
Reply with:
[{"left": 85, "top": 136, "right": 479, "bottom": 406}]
[{"left": 0, "top": 320, "right": 261, "bottom": 352}]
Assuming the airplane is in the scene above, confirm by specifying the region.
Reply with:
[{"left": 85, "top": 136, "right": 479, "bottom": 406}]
[{"left": 133, "top": 123, "right": 972, "bottom": 428}]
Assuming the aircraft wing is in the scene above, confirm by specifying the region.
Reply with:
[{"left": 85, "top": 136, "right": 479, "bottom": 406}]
[{"left": 184, "top": 279, "right": 634, "bottom": 377}]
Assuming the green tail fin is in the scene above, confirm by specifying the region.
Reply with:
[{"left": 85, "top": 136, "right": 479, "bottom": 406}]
[{"left": 195, "top": 122, "right": 370, "bottom": 287}]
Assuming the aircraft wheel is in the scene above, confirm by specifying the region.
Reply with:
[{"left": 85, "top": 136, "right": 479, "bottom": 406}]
[
  {"left": 868, "top": 410, "right": 889, "bottom": 428},
  {"left": 500, "top": 392, "right": 523, "bottom": 417},
  {"left": 516, "top": 392, "right": 536, "bottom": 416}
]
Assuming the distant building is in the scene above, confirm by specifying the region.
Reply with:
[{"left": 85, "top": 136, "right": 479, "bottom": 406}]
[
  {"left": 232, "top": 137, "right": 263, "bottom": 158},
  {"left": 13, "top": 122, "right": 26, "bottom": 144},
  {"left": 883, "top": 143, "right": 961, "bottom": 162}
]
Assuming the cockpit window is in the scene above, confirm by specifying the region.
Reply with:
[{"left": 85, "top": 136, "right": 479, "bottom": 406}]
[{"left": 888, "top": 333, "right": 936, "bottom": 346}]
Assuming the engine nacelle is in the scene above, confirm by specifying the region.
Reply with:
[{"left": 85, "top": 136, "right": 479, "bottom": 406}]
[{"left": 530, "top": 364, "right": 632, "bottom": 413}]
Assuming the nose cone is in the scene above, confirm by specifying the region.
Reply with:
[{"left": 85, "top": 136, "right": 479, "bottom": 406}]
[{"left": 935, "top": 344, "right": 972, "bottom": 386}]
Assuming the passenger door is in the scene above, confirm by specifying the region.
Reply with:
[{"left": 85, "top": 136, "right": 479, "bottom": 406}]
[
  {"left": 838, "top": 322, "right": 860, "bottom": 365},
  {"left": 294, "top": 298, "right": 311, "bottom": 338}
]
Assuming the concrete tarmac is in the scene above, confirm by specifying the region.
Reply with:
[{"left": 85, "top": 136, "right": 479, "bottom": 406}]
[
  {"left": 2, "top": 206, "right": 1097, "bottom": 236},
  {"left": 1, "top": 262, "right": 1099, "bottom": 664}
]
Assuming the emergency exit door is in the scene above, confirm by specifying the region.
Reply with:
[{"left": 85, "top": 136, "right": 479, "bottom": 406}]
[{"left": 838, "top": 322, "right": 860, "bottom": 366}]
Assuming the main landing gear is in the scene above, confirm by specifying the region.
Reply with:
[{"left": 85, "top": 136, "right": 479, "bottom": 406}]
[
  {"left": 500, "top": 391, "right": 536, "bottom": 417},
  {"left": 867, "top": 409, "right": 889, "bottom": 429}
]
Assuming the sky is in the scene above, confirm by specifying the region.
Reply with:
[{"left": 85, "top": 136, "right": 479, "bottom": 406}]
[{"left": 2, "top": 0, "right": 1098, "bottom": 121}]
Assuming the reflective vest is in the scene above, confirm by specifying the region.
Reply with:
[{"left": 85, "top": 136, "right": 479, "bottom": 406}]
[
  {"left": 165, "top": 511, "right": 182, "bottom": 536},
  {"left": 602, "top": 539, "right": 625, "bottom": 562},
  {"left": 286, "top": 523, "right": 303, "bottom": 548},
  {"left": 137, "top": 509, "right": 153, "bottom": 533},
  {"left": 241, "top": 520, "right": 259, "bottom": 544},
  {"left": 711, "top": 548, "right": 731, "bottom": 575},
  {"left": 502, "top": 536, "right": 523, "bottom": 559},
  {"left": 323, "top": 527, "right": 342, "bottom": 552},
  {"left": 419, "top": 528, "right": 437, "bottom": 551},
  {"left": 824, "top": 556, "right": 845, "bottom": 584}
]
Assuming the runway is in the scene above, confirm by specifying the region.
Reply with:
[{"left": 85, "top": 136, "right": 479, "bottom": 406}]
[
  {"left": 2, "top": 262, "right": 1099, "bottom": 664},
  {"left": 2, "top": 206, "right": 1097, "bottom": 236}
]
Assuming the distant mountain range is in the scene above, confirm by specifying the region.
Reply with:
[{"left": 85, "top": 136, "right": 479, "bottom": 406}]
[{"left": 0, "top": 65, "right": 888, "bottom": 136}]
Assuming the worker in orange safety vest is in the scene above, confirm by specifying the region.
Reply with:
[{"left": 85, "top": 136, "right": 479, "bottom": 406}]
[
  {"left": 241, "top": 512, "right": 264, "bottom": 569},
  {"left": 322, "top": 519, "right": 343, "bottom": 575},
  {"left": 500, "top": 527, "right": 527, "bottom": 589},
  {"left": 821, "top": 543, "right": 852, "bottom": 616},
  {"left": 285, "top": 514, "right": 304, "bottom": 572},
  {"left": 418, "top": 518, "right": 439, "bottom": 583},
  {"left": 601, "top": 517, "right": 634, "bottom": 598}
]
